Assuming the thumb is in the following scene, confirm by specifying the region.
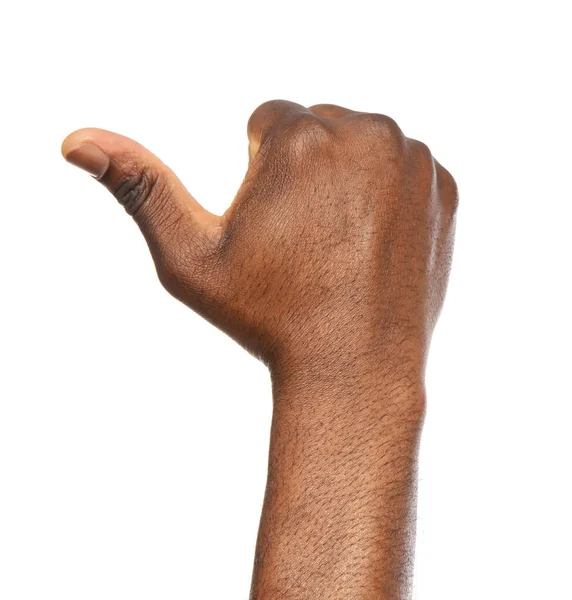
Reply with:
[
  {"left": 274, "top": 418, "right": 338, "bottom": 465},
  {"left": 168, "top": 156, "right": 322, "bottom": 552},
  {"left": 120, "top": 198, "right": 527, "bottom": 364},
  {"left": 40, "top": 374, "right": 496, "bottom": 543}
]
[{"left": 61, "top": 128, "right": 221, "bottom": 286}]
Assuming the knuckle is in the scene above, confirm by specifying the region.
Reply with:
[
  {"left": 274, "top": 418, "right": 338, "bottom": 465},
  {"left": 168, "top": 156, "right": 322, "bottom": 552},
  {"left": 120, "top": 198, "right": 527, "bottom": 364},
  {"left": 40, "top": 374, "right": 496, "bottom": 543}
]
[
  {"left": 407, "top": 138, "right": 435, "bottom": 189},
  {"left": 350, "top": 113, "right": 405, "bottom": 159},
  {"left": 358, "top": 113, "right": 403, "bottom": 140},
  {"left": 146, "top": 211, "right": 199, "bottom": 291},
  {"left": 280, "top": 114, "right": 333, "bottom": 155},
  {"left": 249, "top": 99, "right": 290, "bottom": 121},
  {"left": 407, "top": 138, "right": 432, "bottom": 160},
  {"left": 156, "top": 259, "right": 180, "bottom": 296},
  {"left": 156, "top": 239, "right": 222, "bottom": 305},
  {"left": 155, "top": 250, "right": 187, "bottom": 298},
  {"left": 436, "top": 162, "right": 459, "bottom": 213},
  {"left": 154, "top": 238, "right": 193, "bottom": 299},
  {"left": 153, "top": 217, "right": 223, "bottom": 301},
  {"left": 247, "top": 100, "right": 280, "bottom": 134},
  {"left": 248, "top": 100, "right": 303, "bottom": 139},
  {"left": 113, "top": 165, "right": 165, "bottom": 216}
]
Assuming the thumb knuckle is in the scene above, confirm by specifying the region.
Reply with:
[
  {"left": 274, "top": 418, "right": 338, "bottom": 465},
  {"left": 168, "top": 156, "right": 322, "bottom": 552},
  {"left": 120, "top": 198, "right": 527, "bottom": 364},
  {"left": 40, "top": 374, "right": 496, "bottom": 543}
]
[{"left": 113, "top": 166, "right": 165, "bottom": 216}]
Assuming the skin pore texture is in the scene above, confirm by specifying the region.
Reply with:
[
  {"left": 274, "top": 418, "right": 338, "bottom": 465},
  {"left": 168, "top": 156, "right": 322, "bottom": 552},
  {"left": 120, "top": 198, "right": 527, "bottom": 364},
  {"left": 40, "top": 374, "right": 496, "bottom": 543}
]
[{"left": 62, "top": 100, "right": 457, "bottom": 599}]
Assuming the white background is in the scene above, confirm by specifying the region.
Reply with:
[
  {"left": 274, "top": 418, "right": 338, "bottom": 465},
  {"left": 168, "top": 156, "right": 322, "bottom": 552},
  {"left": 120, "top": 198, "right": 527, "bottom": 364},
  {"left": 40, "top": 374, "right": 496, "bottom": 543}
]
[{"left": 1, "top": 1, "right": 570, "bottom": 598}]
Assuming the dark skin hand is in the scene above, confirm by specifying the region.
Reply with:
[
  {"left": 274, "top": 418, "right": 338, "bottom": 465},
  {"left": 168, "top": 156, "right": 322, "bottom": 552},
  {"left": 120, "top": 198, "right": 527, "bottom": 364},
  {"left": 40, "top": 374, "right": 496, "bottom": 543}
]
[{"left": 62, "top": 100, "right": 457, "bottom": 599}]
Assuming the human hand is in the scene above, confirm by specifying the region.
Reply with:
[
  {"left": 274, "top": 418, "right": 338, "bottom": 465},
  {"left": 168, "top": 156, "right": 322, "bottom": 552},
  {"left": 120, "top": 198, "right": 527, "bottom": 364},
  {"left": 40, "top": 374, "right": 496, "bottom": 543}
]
[
  {"left": 63, "top": 100, "right": 458, "bottom": 598},
  {"left": 62, "top": 100, "right": 457, "bottom": 387}
]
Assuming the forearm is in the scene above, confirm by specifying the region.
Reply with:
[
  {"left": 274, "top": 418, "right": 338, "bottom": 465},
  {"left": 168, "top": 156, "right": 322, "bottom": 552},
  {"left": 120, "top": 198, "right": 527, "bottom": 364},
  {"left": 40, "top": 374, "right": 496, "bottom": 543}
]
[{"left": 250, "top": 367, "right": 426, "bottom": 600}]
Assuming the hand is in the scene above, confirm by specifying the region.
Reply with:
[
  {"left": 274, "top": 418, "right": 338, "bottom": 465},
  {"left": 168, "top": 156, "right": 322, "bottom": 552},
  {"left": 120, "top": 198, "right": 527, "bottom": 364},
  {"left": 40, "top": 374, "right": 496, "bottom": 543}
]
[
  {"left": 63, "top": 100, "right": 458, "bottom": 599},
  {"left": 62, "top": 100, "right": 457, "bottom": 386}
]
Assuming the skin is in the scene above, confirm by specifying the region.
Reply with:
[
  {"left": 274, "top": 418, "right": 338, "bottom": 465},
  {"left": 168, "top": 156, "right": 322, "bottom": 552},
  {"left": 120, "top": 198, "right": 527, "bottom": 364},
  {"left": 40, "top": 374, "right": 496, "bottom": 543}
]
[{"left": 62, "top": 100, "right": 458, "bottom": 599}]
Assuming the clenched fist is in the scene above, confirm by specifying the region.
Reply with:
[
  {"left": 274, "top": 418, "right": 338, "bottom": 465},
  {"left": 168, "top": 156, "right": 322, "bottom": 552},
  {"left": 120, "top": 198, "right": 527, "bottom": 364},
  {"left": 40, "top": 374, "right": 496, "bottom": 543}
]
[
  {"left": 62, "top": 100, "right": 457, "bottom": 384},
  {"left": 62, "top": 100, "right": 457, "bottom": 599}
]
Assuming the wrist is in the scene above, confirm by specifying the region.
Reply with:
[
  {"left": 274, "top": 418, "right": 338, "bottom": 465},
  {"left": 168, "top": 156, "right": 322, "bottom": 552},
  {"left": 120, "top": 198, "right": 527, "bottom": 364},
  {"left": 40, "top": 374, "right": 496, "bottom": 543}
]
[{"left": 269, "top": 346, "right": 427, "bottom": 419}]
